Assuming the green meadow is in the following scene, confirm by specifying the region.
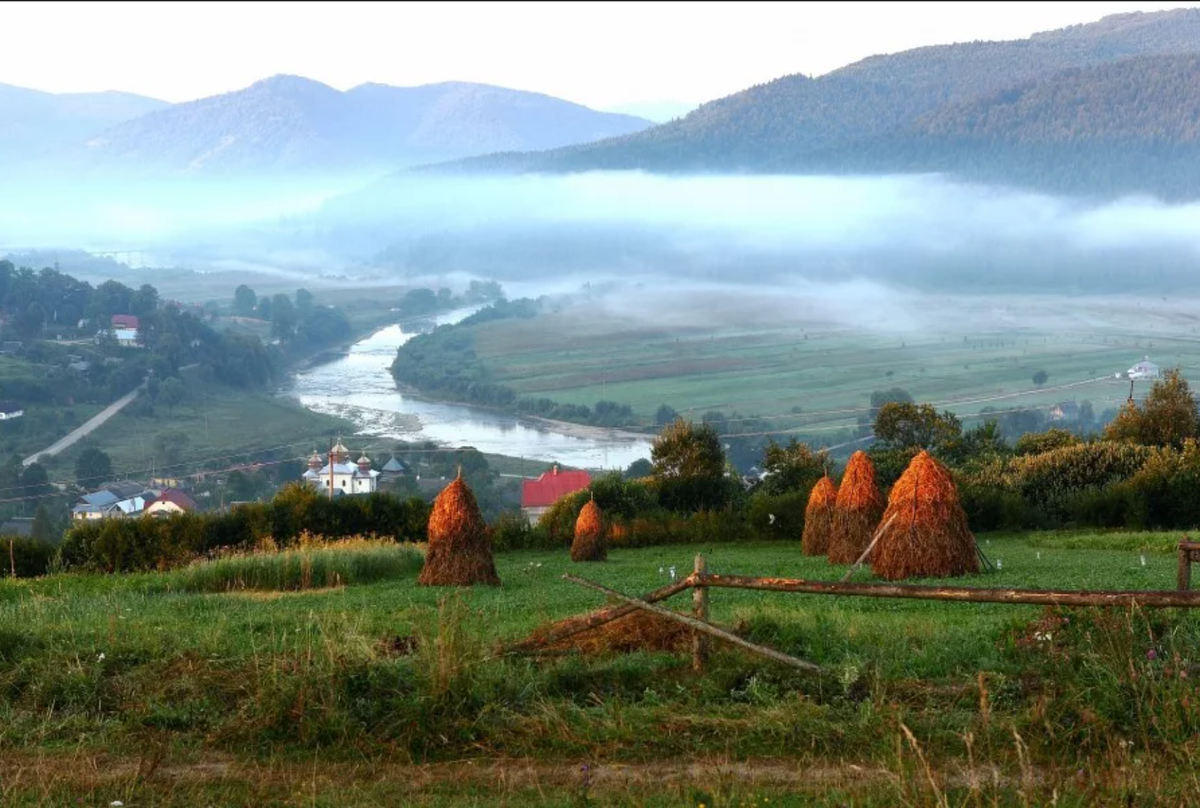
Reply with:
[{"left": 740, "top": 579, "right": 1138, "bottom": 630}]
[{"left": 4, "top": 532, "right": 1200, "bottom": 805}]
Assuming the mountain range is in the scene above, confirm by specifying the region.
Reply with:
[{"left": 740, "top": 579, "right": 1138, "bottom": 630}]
[
  {"left": 426, "top": 8, "right": 1200, "bottom": 199},
  {"left": 2, "top": 76, "right": 653, "bottom": 179}
]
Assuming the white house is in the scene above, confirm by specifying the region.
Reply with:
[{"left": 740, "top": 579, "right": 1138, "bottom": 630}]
[
  {"left": 301, "top": 439, "right": 381, "bottom": 495},
  {"left": 1128, "top": 357, "right": 1161, "bottom": 381},
  {"left": 0, "top": 401, "right": 23, "bottom": 420}
]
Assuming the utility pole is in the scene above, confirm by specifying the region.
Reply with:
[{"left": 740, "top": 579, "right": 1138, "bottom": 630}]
[{"left": 328, "top": 438, "right": 335, "bottom": 501}]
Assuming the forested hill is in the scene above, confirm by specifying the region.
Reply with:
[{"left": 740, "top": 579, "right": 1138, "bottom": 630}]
[
  {"left": 808, "top": 53, "right": 1200, "bottom": 199},
  {"left": 422, "top": 8, "right": 1200, "bottom": 196}
]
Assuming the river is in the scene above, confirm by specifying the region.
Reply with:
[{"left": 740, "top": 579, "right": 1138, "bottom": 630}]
[{"left": 284, "top": 307, "right": 653, "bottom": 470}]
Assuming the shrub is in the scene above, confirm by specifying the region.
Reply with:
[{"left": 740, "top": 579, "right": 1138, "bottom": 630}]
[{"left": 0, "top": 536, "right": 56, "bottom": 578}]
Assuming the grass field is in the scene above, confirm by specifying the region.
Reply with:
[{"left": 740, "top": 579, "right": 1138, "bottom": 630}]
[
  {"left": 471, "top": 292, "right": 1200, "bottom": 439},
  {"left": 4, "top": 531, "right": 1200, "bottom": 805}
]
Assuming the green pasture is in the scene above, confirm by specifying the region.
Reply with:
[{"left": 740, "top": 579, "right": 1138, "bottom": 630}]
[
  {"left": 472, "top": 297, "right": 1200, "bottom": 434},
  {"left": 4, "top": 531, "right": 1200, "bottom": 804}
]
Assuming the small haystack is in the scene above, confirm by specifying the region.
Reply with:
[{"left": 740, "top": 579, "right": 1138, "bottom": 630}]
[
  {"left": 571, "top": 498, "right": 607, "bottom": 562},
  {"left": 801, "top": 475, "right": 838, "bottom": 556},
  {"left": 871, "top": 450, "right": 981, "bottom": 581},
  {"left": 828, "top": 451, "right": 885, "bottom": 564},
  {"left": 418, "top": 472, "right": 501, "bottom": 587},
  {"left": 533, "top": 610, "right": 691, "bottom": 656}
]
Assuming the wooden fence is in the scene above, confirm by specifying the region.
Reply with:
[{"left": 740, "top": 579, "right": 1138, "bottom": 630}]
[{"left": 522, "top": 539, "right": 1200, "bottom": 674}]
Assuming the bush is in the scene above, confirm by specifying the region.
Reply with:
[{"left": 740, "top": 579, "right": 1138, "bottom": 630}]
[
  {"left": 745, "top": 491, "right": 810, "bottom": 540},
  {"left": 490, "top": 511, "right": 551, "bottom": 551},
  {"left": 0, "top": 536, "right": 56, "bottom": 578}
]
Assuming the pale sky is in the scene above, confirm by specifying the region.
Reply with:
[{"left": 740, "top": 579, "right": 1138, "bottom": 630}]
[{"left": 2, "top": 1, "right": 1198, "bottom": 109}]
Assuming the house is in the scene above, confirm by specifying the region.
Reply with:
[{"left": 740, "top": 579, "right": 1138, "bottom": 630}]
[
  {"left": 520, "top": 464, "right": 592, "bottom": 523},
  {"left": 0, "top": 401, "right": 23, "bottom": 420},
  {"left": 301, "top": 439, "right": 381, "bottom": 495},
  {"left": 70, "top": 482, "right": 157, "bottom": 521},
  {"left": 1049, "top": 402, "right": 1081, "bottom": 422},
  {"left": 0, "top": 341, "right": 23, "bottom": 356},
  {"left": 144, "top": 488, "right": 199, "bottom": 517},
  {"left": 1128, "top": 357, "right": 1161, "bottom": 381},
  {"left": 95, "top": 328, "right": 141, "bottom": 348},
  {"left": 111, "top": 314, "right": 139, "bottom": 330},
  {"left": 379, "top": 455, "right": 411, "bottom": 483}
]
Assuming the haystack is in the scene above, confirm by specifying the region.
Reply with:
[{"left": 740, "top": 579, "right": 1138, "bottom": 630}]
[
  {"left": 801, "top": 475, "right": 838, "bottom": 556},
  {"left": 828, "top": 451, "right": 885, "bottom": 564},
  {"left": 870, "top": 450, "right": 981, "bottom": 581},
  {"left": 571, "top": 498, "right": 607, "bottom": 562},
  {"left": 418, "top": 472, "right": 500, "bottom": 587}
]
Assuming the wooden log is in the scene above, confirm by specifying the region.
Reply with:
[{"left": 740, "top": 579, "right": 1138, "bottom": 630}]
[
  {"left": 502, "top": 577, "right": 694, "bottom": 655},
  {"left": 698, "top": 573, "right": 1200, "bottom": 609},
  {"left": 693, "top": 554, "right": 708, "bottom": 672},
  {"left": 1180, "top": 542, "right": 1192, "bottom": 592},
  {"left": 562, "top": 573, "right": 821, "bottom": 673}
]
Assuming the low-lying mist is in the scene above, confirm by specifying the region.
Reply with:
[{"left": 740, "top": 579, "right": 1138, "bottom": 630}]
[{"left": 11, "top": 169, "right": 1200, "bottom": 308}]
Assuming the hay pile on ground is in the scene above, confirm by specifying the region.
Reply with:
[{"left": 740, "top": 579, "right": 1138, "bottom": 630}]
[
  {"left": 828, "top": 451, "right": 885, "bottom": 564},
  {"left": 532, "top": 610, "right": 691, "bottom": 656},
  {"left": 871, "top": 450, "right": 981, "bottom": 581},
  {"left": 801, "top": 476, "right": 838, "bottom": 556},
  {"left": 418, "top": 473, "right": 500, "bottom": 587},
  {"left": 571, "top": 498, "right": 607, "bottom": 562}
]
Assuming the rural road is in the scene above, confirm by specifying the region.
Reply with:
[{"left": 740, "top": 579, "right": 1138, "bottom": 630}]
[{"left": 22, "top": 383, "right": 144, "bottom": 467}]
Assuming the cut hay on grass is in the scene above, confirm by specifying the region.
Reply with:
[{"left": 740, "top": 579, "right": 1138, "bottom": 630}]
[
  {"left": 531, "top": 609, "right": 691, "bottom": 656},
  {"left": 828, "top": 451, "right": 885, "bottom": 564},
  {"left": 871, "top": 450, "right": 982, "bottom": 581},
  {"left": 418, "top": 473, "right": 501, "bottom": 587},
  {"left": 571, "top": 498, "right": 607, "bottom": 562},
  {"left": 802, "top": 476, "right": 838, "bottom": 557}
]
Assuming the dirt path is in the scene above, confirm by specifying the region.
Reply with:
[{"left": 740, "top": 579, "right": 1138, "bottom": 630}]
[{"left": 21, "top": 382, "right": 144, "bottom": 467}]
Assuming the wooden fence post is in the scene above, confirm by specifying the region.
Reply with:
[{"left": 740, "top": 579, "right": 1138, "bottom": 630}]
[
  {"left": 693, "top": 554, "right": 708, "bottom": 671},
  {"left": 1179, "top": 541, "right": 1192, "bottom": 592}
]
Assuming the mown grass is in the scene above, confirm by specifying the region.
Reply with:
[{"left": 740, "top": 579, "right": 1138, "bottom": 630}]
[
  {"left": 151, "top": 539, "right": 425, "bottom": 593},
  {"left": 3, "top": 531, "right": 1200, "bottom": 805}
]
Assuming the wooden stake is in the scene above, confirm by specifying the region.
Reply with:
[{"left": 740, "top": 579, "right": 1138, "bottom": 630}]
[
  {"left": 1179, "top": 541, "right": 1195, "bottom": 592},
  {"left": 8, "top": 536, "right": 14, "bottom": 578},
  {"left": 692, "top": 554, "right": 708, "bottom": 672},
  {"left": 502, "top": 577, "right": 694, "bottom": 655},
  {"left": 562, "top": 573, "right": 821, "bottom": 673},
  {"left": 840, "top": 514, "right": 896, "bottom": 582}
]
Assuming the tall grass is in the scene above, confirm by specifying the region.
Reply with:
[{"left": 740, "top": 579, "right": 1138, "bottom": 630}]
[{"left": 153, "top": 538, "right": 425, "bottom": 593}]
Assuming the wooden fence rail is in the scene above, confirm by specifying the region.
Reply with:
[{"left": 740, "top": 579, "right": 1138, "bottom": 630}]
[{"left": 535, "top": 541, "right": 1200, "bottom": 673}]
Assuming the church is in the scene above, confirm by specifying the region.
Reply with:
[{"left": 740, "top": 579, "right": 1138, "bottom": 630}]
[{"left": 301, "top": 439, "right": 381, "bottom": 495}]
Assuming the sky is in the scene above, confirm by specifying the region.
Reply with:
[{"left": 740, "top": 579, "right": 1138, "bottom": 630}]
[{"left": 2, "top": 1, "right": 1198, "bottom": 109}]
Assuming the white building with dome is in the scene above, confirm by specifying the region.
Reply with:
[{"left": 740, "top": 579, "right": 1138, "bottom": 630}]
[{"left": 301, "top": 439, "right": 381, "bottom": 495}]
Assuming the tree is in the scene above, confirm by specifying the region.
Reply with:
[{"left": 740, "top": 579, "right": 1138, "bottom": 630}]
[
  {"left": 157, "top": 376, "right": 186, "bottom": 408},
  {"left": 256, "top": 296, "right": 272, "bottom": 321},
  {"left": 233, "top": 284, "right": 257, "bottom": 316},
  {"left": 152, "top": 430, "right": 191, "bottom": 467},
  {"left": 398, "top": 288, "right": 438, "bottom": 317},
  {"left": 757, "top": 438, "right": 829, "bottom": 496},
  {"left": 859, "top": 387, "right": 914, "bottom": 434},
  {"left": 75, "top": 447, "right": 113, "bottom": 488},
  {"left": 30, "top": 504, "right": 54, "bottom": 543},
  {"left": 624, "top": 458, "right": 653, "bottom": 479},
  {"left": 1033, "top": 370, "right": 1049, "bottom": 387},
  {"left": 270, "top": 293, "right": 296, "bottom": 339},
  {"left": 1105, "top": 368, "right": 1199, "bottom": 449},
  {"left": 873, "top": 402, "right": 963, "bottom": 451},
  {"left": 295, "top": 288, "right": 314, "bottom": 317},
  {"left": 654, "top": 404, "right": 680, "bottom": 426},
  {"left": 651, "top": 418, "right": 729, "bottom": 512},
  {"left": 20, "top": 462, "right": 51, "bottom": 500},
  {"left": 130, "top": 284, "right": 159, "bottom": 317}
]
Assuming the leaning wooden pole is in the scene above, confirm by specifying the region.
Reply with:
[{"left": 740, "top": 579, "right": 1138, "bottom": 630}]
[
  {"left": 698, "top": 573, "right": 1200, "bottom": 608},
  {"left": 840, "top": 514, "right": 896, "bottom": 582},
  {"left": 502, "top": 577, "right": 694, "bottom": 655},
  {"left": 562, "top": 573, "right": 822, "bottom": 673}
]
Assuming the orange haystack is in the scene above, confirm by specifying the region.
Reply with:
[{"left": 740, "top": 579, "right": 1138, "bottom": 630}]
[
  {"left": 418, "top": 472, "right": 501, "bottom": 586},
  {"left": 828, "top": 451, "right": 885, "bottom": 564},
  {"left": 801, "top": 476, "right": 838, "bottom": 556},
  {"left": 870, "top": 450, "right": 981, "bottom": 581},
  {"left": 571, "top": 498, "right": 607, "bottom": 562}
]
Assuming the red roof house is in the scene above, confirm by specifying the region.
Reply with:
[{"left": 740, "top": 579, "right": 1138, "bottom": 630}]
[
  {"left": 143, "top": 488, "right": 199, "bottom": 517},
  {"left": 111, "top": 314, "right": 139, "bottom": 330},
  {"left": 521, "top": 465, "right": 591, "bottom": 521}
]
